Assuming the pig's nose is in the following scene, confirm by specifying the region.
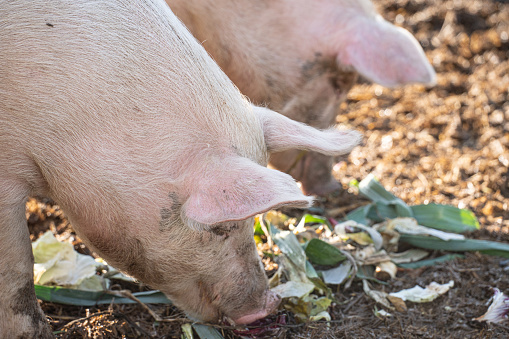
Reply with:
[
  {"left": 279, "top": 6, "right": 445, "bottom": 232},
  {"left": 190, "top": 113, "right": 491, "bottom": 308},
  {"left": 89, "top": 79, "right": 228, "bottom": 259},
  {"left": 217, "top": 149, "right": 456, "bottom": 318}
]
[{"left": 232, "top": 291, "right": 282, "bottom": 325}]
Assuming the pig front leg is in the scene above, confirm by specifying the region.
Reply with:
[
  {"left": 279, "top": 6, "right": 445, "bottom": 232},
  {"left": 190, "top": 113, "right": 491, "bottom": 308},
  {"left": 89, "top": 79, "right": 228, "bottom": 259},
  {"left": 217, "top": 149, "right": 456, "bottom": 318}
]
[
  {"left": 0, "top": 184, "right": 53, "bottom": 338},
  {"left": 267, "top": 65, "right": 358, "bottom": 195}
]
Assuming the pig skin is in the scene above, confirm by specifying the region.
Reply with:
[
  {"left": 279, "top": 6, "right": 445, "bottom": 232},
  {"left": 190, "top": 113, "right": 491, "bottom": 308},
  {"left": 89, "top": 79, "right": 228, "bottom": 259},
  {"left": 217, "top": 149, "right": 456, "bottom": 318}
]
[
  {"left": 0, "top": 0, "right": 361, "bottom": 337},
  {"left": 167, "top": 0, "right": 436, "bottom": 194}
]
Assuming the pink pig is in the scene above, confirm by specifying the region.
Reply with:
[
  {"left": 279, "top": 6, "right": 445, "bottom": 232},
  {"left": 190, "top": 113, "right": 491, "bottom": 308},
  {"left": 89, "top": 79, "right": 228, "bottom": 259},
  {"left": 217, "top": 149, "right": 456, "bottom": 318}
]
[
  {"left": 0, "top": 0, "right": 360, "bottom": 337},
  {"left": 167, "top": 0, "right": 436, "bottom": 194}
]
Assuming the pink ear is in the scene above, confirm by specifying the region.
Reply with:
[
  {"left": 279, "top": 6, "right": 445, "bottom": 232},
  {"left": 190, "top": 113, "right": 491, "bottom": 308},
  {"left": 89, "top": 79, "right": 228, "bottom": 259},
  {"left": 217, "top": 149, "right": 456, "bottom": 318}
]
[
  {"left": 337, "top": 16, "right": 436, "bottom": 87},
  {"left": 182, "top": 157, "right": 313, "bottom": 228},
  {"left": 254, "top": 106, "right": 361, "bottom": 155}
]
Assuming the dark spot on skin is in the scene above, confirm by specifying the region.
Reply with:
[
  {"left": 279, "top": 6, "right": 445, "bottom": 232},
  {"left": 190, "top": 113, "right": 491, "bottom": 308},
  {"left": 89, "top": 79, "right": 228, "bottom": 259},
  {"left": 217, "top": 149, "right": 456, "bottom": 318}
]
[
  {"left": 209, "top": 223, "right": 239, "bottom": 239},
  {"left": 196, "top": 230, "right": 215, "bottom": 245},
  {"left": 300, "top": 53, "right": 358, "bottom": 95},
  {"left": 300, "top": 55, "right": 337, "bottom": 82},
  {"left": 168, "top": 192, "right": 181, "bottom": 209},
  {"left": 159, "top": 192, "right": 182, "bottom": 231},
  {"left": 160, "top": 207, "right": 172, "bottom": 220},
  {"left": 46, "top": 22, "right": 53, "bottom": 27},
  {"left": 11, "top": 280, "right": 51, "bottom": 336},
  {"left": 235, "top": 241, "right": 252, "bottom": 257},
  {"left": 210, "top": 225, "right": 229, "bottom": 238},
  {"left": 294, "top": 55, "right": 359, "bottom": 125},
  {"left": 330, "top": 69, "right": 358, "bottom": 95}
]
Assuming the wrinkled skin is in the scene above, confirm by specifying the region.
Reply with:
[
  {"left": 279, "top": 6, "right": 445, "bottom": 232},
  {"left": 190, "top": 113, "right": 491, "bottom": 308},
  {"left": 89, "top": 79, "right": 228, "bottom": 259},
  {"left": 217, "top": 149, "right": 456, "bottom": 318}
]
[
  {"left": 167, "top": 0, "right": 436, "bottom": 194},
  {"left": 0, "top": 1, "right": 361, "bottom": 337}
]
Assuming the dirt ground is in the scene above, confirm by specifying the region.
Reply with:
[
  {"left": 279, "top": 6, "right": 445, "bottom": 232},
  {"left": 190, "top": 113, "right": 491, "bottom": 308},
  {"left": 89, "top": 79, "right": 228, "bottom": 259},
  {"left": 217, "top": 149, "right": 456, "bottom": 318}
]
[{"left": 26, "top": 0, "right": 509, "bottom": 338}]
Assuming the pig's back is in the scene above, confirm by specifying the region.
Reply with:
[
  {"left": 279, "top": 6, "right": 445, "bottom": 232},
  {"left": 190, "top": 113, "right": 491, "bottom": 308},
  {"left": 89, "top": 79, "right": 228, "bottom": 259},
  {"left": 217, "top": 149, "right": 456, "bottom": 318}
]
[
  {"left": 0, "top": 0, "right": 263, "bottom": 159},
  {"left": 0, "top": 0, "right": 266, "bottom": 207}
]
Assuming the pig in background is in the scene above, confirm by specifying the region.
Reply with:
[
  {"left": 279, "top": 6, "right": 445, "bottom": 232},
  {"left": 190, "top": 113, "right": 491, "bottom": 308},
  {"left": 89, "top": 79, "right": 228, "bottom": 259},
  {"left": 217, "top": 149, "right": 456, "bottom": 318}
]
[
  {"left": 167, "top": 0, "right": 437, "bottom": 195},
  {"left": 0, "top": 0, "right": 361, "bottom": 337}
]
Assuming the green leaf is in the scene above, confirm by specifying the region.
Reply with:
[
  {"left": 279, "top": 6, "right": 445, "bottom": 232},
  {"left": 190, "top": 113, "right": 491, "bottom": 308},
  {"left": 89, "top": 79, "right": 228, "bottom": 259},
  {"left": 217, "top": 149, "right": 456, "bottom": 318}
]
[
  {"left": 271, "top": 281, "right": 315, "bottom": 299},
  {"left": 397, "top": 254, "right": 465, "bottom": 269},
  {"left": 192, "top": 324, "right": 224, "bottom": 339},
  {"left": 308, "top": 276, "right": 332, "bottom": 298},
  {"left": 270, "top": 225, "right": 307, "bottom": 271},
  {"left": 356, "top": 268, "right": 389, "bottom": 285},
  {"left": 253, "top": 217, "right": 264, "bottom": 236},
  {"left": 346, "top": 202, "right": 403, "bottom": 225},
  {"left": 304, "top": 239, "right": 346, "bottom": 266},
  {"left": 181, "top": 324, "right": 194, "bottom": 339},
  {"left": 299, "top": 214, "right": 331, "bottom": 228},
  {"left": 358, "top": 174, "right": 413, "bottom": 217},
  {"left": 400, "top": 234, "right": 509, "bottom": 258},
  {"left": 35, "top": 285, "right": 171, "bottom": 306},
  {"left": 371, "top": 202, "right": 400, "bottom": 221},
  {"left": 411, "top": 204, "right": 480, "bottom": 233},
  {"left": 320, "top": 261, "right": 352, "bottom": 285},
  {"left": 349, "top": 179, "right": 360, "bottom": 189},
  {"left": 346, "top": 204, "right": 373, "bottom": 225},
  {"left": 284, "top": 295, "right": 332, "bottom": 323},
  {"left": 305, "top": 260, "right": 319, "bottom": 279}
]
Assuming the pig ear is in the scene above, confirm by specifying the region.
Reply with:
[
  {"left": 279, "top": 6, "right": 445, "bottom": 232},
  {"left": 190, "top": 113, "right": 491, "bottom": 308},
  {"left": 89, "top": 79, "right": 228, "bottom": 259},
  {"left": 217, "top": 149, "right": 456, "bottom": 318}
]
[
  {"left": 254, "top": 106, "right": 362, "bottom": 155},
  {"left": 182, "top": 157, "right": 313, "bottom": 229},
  {"left": 337, "top": 16, "right": 436, "bottom": 87}
]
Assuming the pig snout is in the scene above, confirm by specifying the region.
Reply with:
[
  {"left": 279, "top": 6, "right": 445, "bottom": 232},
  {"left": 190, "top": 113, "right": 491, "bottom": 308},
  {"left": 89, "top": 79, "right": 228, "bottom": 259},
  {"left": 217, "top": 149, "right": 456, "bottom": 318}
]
[{"left": 233, "top": 290, "right": 281, "bottom": 325}]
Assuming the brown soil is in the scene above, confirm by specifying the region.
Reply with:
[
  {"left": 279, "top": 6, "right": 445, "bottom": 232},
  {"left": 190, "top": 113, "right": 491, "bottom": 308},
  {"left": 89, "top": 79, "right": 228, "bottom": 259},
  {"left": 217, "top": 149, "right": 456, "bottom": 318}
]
[{"left": 27, "top": 0, "right": 509, "bottom": 337}]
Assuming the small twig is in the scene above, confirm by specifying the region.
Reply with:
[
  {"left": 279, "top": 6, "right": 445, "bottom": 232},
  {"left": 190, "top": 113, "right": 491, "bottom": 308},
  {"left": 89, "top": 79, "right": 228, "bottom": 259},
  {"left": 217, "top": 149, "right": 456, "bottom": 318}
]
[
  {"left": 114, "top": 312, "right": 153, "bottom": 337},
  {"left": 60, "top": 311, "right": 113, "bottom": 329},
  {"left": 452, "top": 267, "right": 482, "bottom": 272},
  {"left": 157, "top": 317, "right": 191, "bottom": 323},
  {"left": 108, "top": 290, "right": 162, "bottom": 322},
  {"left": 47, "top": 314, "right": 79, "bottom": 321},
  {"left": 446, "top": 265, "right": 461, "bottom": 282},
  {"left": 58, "top": 308, "right": 153, "bottom": 337},
  {"left": 342, "top": 293, "right": 364, "bottom": 314},
  {"left": 196, "top": 319, "right": 339, "bottom": 331}
]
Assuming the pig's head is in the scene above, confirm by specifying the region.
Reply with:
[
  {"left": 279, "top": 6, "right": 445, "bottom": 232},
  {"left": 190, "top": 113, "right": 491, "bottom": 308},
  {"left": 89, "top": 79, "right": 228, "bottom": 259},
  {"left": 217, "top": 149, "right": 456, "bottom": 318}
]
[
  {"left": 151, "top": 108, "right": 359, "bottom": 324},
  {"left": 159, "top": 156, "right": 314, "bottom": 324},
  {"left": 72, "top": 102, "right": 360, "bottom": 324},
  {"left": 75, "top": 159, "right": 303, "bottom": 324}
]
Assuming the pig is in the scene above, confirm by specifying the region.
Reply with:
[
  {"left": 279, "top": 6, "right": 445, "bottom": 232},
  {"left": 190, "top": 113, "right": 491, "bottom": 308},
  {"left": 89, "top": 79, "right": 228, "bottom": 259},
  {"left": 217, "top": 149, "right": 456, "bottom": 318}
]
[
  {"left": 166, "top": 0, "right": 437, "bottom": 195},
  {"left": 0, "top": 0, "right": 361, "bottom": 337}
]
